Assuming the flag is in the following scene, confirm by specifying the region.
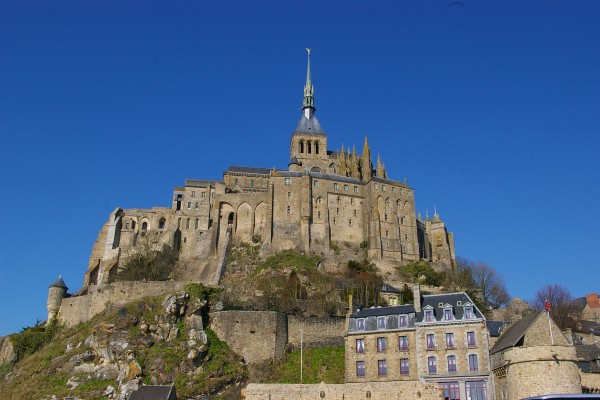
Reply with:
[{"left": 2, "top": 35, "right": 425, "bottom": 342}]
[{"left": 545, "top": 299, "right": 550, "bottom": 312}]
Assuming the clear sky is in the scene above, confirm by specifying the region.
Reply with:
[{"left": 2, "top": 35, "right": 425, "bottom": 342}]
[{"left": 1, "top": 0, "right": 599, "bottom": 336}]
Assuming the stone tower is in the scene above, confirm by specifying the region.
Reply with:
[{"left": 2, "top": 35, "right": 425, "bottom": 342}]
[{"left": 47, "top": 276, "right": 68, "bottom": 321}]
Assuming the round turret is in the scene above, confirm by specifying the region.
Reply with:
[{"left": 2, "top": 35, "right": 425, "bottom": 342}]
[{"left": 47, "top": 276, "right": 68, "bottom": 321}]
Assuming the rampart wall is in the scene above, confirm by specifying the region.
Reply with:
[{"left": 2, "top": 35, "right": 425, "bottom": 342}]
[
  {"left": 58, "top": 281, "right": 186, "bottom": 327},
  {"left": 287, "top": 315, "right": 346, "bottom": 347},
  {"left": 210, "top": 311, "right": 288, "bottom": 364},
  {"left": 243, "top": 381, "right": 442, "bottom": 400}
]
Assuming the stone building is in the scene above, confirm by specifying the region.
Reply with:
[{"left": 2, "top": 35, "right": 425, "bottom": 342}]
[
  {"left": 490, "top": 311, "right": 581, "bottom": 400},
  {"left": 346, "top": 286, "right": 492, "bottom": 399},
  {"left": 82, "top": 51, "right": 455, "bottom": 287}
]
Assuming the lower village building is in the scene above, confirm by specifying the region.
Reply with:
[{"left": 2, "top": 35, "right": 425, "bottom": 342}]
[{"left": 346, "top": 287, "right": 492, "bottom": 400}]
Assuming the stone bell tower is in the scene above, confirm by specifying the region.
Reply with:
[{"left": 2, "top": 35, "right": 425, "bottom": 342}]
[{"left": 289, "top": 49, "right": 329, "bottom": 173}]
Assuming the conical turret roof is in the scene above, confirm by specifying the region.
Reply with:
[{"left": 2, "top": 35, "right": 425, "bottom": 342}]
[{"left": 49, "top": 276, "right": 68, "bottom": 289}]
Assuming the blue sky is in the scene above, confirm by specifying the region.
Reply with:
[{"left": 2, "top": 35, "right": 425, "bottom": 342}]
[{"left": 1, "top": 1, "right": 599, "bottom": 336}]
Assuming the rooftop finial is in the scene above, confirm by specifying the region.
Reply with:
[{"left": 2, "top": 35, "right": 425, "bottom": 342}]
[{"left": 302, "top": 48, "right": 315, "bottom": 115}]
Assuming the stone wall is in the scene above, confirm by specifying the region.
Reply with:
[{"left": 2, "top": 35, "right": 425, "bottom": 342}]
[
  {"left": 581, "top": 371, "right": 600, "bottom": 393},
  {"left": 244, "top": 380, "right": 442, "bottom": 400},
  {"left": 287, "top": 315, "right": 346, "bottom": 347},
  {"left": 210, "top": 311, "right": 288, "bottom": 364},
  {"left": 492, "top": 345, "right": 581, "bottom": 399},
  {"left": 58, "top": 281, "right": 187, "bottom": 327}
]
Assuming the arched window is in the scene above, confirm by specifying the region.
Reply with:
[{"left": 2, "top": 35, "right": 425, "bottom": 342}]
[
  {"left": 142, "top": 221, "right": 148, "bottom": 231},
  {"left": 131, "top": 221, "right": 136, "bottom": 230},
  {"left": 315, "top": 141, "right": 319, "bottom": 154},
  {"left": 307, "top": 141, "right": 312, "bottom": 154},
  {"left": 195, "top": 218, "right": 199, "bottom": 230},
  {"left": 158, "top": 218, "right": 166, "bottom": 229},
  {"left": 300, "top": 141, "right": 304, "bottom": 153},
  {"left": 186, "top": 218, "right": 190, "bottom": 230}
]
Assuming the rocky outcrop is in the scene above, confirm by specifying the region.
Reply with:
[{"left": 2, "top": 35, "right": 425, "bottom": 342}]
[{"left": 0, "top": 335, "right": 15, "bottom": 365}]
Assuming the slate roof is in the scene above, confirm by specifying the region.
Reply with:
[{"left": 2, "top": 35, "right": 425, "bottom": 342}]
[
  {"left": 294, "top": 114, "right": 326, "bottom": 136},
  {"left": 489, "top": 312, "right": 540, "bottom": 354},
  {"left": 309, "top": 172, "right": 362, "bottom": 184},
  {"left": 185, "top": 179, "right": 216, "bottom": 188},
  {"left": 575, "top": 320, "right": 600, "bottom": 336},
  {"left": 371, "top": 176, "right": 405, "bottom": 186},
  {"left": 351, "top": 292, "right": 483, "bottom": 322},
  {"left": 352, "top": 304, "right": 416, "bottom": 318},
  {"left": 227, "top": 166, "right": 273, "bottom": 175},
  {"left": 487, "top": 320, "right": 511, "bottom": 337},
  {"left": 129, "top": 385, "right": 177, "bottom": 400},
  {"left": 575, "top": 344, "right": 600, "bottom": 361},
  {"left": 50, "top": 276, "right": 68, "bottom": 289},
  {"left": 380, "top": 283, "right": 401, "bottom": 294}
]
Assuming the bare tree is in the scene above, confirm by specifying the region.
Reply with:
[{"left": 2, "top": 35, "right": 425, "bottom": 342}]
[
  {"left": 470, "top": 262, "right": 510, "bottom": 308},
  {"left": 113, "top": 235, "right": 178, "bottom": 282},
  {"left": 445, "top": 256, "right": 476, "bottom": 291},
  {"left": 531, "top": 284, "right": 579, "bottom": 329}
]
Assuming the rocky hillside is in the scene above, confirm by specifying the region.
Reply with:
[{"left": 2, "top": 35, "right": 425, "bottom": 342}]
[{"left": 0, "top": 285, "right": 247, "bottom": 400}]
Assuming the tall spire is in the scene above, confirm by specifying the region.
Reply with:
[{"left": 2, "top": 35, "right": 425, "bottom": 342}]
[{"left": 302, "top": 48, "right": 315, "bottom": 117}]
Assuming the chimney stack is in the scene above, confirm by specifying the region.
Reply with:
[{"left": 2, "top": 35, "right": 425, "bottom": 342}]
[{"left": 412, "top": 284, "right": 421, "bottom": 312}]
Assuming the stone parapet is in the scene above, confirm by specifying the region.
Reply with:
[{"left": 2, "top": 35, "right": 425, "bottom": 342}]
[
  {"left": 58, "top": 281, "right": 187, "bottom": 327},
  {"left": 244, "top": 380, "right": 442, "bottom": 400}
]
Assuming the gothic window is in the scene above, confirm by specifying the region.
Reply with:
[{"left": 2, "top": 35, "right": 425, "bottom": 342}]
[
  {"left": 300, "top": 141, "right": 304, "bottom": 153},
  {"left": 158, "top": 218, "right": 166, "bottom": 230},
  {"left": 315, "top": 141, "right": 319, "bottom": 154},
  {"left": 307, "top": 141, "right": 312, "bottom": 154}
]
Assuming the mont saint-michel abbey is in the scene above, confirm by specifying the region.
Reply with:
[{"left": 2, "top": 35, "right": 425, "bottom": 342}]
[{"left": 84, "top": 52, "right": 455, "bottom": 286}]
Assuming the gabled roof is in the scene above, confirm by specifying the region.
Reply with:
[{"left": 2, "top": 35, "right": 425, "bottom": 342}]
[
  {"left": 294, "top": 114, "right": 325, "bottom": 136},
  {"left": 489, "top": 312, "right": 540, "bottom": 354},
  {"left": 486, "top": 320, "right": 511, "bottom": 337},
  {"left": 129, "top": 385, "right": 177, "bottom": 400}
]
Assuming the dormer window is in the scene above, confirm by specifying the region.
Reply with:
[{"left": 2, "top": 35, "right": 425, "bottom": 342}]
[
  {"left": 399, "top": 314, "right": 408, "bottom": 328},
  {"left": 443, "top": 308, "right": 453, "bottom": 321},
  {"left": 357, "top": 318, "right": 365, "bottom": 331},
  {"left": 464, "top": 306, "right": 474, "bottom": 319},
  {"left": 425, "top": 310, "right": 434, "bottom": 322},
  {"left": 377, "top": 316, "right": 386, "bottom": 330}
]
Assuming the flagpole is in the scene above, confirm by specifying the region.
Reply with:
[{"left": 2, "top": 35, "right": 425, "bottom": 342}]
[{"left": 300, "top": 325, "right": 303, "bottom": 383}]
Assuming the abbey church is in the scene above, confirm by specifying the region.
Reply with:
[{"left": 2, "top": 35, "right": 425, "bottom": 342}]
[{"left": 84, "top": 52, "right": 455, "bottom": 286}]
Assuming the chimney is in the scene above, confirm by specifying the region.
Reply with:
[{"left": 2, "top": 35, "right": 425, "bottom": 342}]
[
  {"left": 412, "top": 284, "right": 421, "bottom": 312},
  {"left": 586, "top": 293, "right": 599, "bottom": 309}
]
